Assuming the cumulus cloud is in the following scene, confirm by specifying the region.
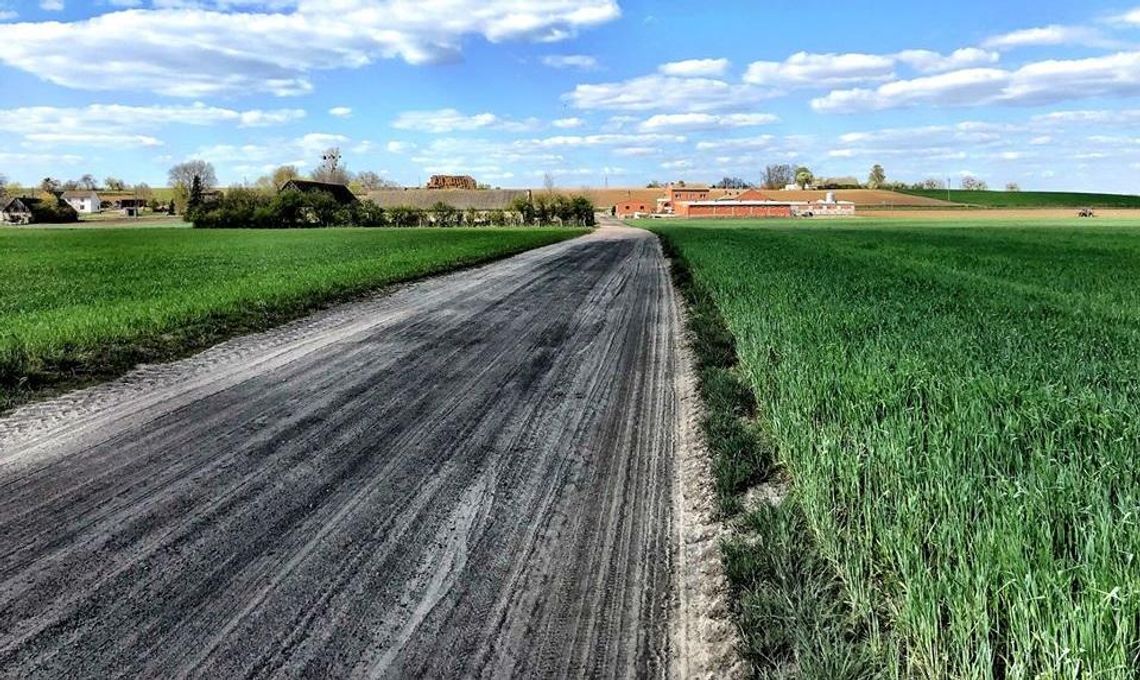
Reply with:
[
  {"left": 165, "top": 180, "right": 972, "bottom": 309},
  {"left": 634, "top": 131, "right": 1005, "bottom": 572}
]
[
  {"left": 895, "top": 48, "right": 1000, "bottom": 73},
  {"left": 637, "top": 112, "right": 779, "bottom": 132},
  {"left": 812, "top": 51, "right": 1140, "bottom": 112},
  {"left": 328, "top": 106, "right": 353, "bottom": 118},
  {"left": 565, "top": 74, "right": 772, "bottom": 112},
  {"left": 0, "top": 102, "right": 304, "bottom": 148},
  {"left": 392, "top": 108, "right": 539, "bottom": 133},
  {"left": 658, "top": 58, "right": 729, "bottom": 77},
  {"left": 982, "top": 25, "right": 1115, "bottom": 50},
  {"left": 0, "top": 0, "right": 621, "bottom": 96},
  {"left": 552, "top": 117, "right": 585, "bottom": 128},
  {"left": 744, "top": 52, "right": 896, "bottom": 87}
]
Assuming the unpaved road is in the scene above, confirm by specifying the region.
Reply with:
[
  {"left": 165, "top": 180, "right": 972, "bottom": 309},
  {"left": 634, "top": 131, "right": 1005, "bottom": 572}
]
[{"left": 0, "top": 224, "right": 719, "bottom": 678}]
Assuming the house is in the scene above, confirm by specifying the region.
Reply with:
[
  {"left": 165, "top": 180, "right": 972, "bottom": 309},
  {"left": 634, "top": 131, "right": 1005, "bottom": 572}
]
[
  {"left": 280, "top": 179, "right": 358, "bottom": 205},
  {"left": 0, "top": 197, "right": 32, "bottom": 225},
  {"left": 62, "top": 190, "right": 101, "bottom": 214},
  {"left": 657, "top": 184, "right": 711, "bottom": 214}
]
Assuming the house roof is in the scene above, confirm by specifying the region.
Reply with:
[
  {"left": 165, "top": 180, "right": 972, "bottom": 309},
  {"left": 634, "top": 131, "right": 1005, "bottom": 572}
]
[
  {"left": 61, "top": 190, "right": 100, "bottom": 200},
  {"left": 1, "top": 196, "right": 29, "bottom": 212},
  {"left": 280, "top": 179, "right": 358, "bottom": 204},
  {"left": 366, "top": 188, "right": 531, "bottom": 211}
]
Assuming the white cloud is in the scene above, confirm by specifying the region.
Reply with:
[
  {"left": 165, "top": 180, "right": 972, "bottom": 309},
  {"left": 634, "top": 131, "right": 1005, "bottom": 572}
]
[
  {"left": 658, "top": 58, "right": 729, "bottom": 77},
  {"left": 386, "top": 141, "right": 416, "bottom": 153},
  {"left": 328, "top": 106, "right": 353, "bottom": 118},
  {"left": 637, "top": 112, "right": 779, "bottom": 132},
  {"left": 541, "top": 54, "right": 598, "bottom": 70},
  {"left": 982, "top": 25, "right": 1113, "bottom": 50},
  {"left": 552, "top": 117, "right": 585, "bottom": 128},
  {"left": 0, "top": 0, "right": 621, "bottom": 96},
  {"left": 565, "top": 74, "right": 772, "bottom": 112},
  {"left": 895, "top": 48, "right": 1000, "bottom": 73},
  {"left": 744, "top": 52, "right": 896, "bottom": 87},
  {"left": 813, "top": 51, "right": 1140, "bottom": 112},
  {"left": 39, "top": 0, "right": 63, "bottom": 10},
  {"left": 392, "top": 108, "right": 538, "bottom": 133},
  {"left": 0, "top": 103, "right": 304, "bottom": 148}
]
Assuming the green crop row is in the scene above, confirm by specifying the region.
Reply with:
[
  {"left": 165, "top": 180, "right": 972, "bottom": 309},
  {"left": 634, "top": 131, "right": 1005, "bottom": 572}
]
[{"left": 653, "top": 218, "right": 1140, "bottom": 678}]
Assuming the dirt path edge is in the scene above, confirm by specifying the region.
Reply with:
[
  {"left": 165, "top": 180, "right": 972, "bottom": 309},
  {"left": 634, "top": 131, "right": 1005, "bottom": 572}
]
[{"left": 666, "top": 238, "right": 748, "bottom": 680}]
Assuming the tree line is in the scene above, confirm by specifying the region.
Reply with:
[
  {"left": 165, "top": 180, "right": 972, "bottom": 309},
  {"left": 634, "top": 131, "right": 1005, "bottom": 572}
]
[{"left": 188, "top": 189, "right": 595, "bottom": 229}]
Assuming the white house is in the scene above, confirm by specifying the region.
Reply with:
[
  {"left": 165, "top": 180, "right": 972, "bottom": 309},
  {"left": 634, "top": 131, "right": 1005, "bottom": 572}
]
[{"left": 62, "top": 190, "right": 101, "bottom": 214}]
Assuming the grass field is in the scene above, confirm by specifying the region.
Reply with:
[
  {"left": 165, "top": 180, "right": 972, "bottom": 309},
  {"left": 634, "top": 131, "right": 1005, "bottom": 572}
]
[
  {"left": 651, "top": 218, "right": 1140, "bottom": 678},
  {"left": 900, "top": 188, "right": 1140, "bottom": 208},
  {"left": 0, "top": 226, "right": 584, "bottom": 410}
]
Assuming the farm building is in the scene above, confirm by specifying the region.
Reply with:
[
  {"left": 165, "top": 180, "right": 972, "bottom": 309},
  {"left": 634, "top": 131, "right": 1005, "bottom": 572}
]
[
  {"left": 367, "top": 188, "right": 530, "bottom": 211},
  {"left": 657, "top": 185, "right": 711, "bottom": 214},
  {"left": 616, "top": 199, "right": 653, "bottom": 218},
  {"left": 1, "top": 197, "right": 32, "bottom": 225},
  {"left": 280, "top": 179, "right": 359, "bottom": 205},
  {"left": 62, "top": 190, "right": 101, "bottom": 214},
  {"left": 427, "top": 175, "right": 478, "bottom": 190},
  {"left": 669, "top": 188, "right": 855, "bottom": 219}
]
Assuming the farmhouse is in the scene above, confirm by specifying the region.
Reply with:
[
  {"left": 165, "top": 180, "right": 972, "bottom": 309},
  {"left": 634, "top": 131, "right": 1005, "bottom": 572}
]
[
  {"left": 280, "top": 179, "right": 358, "bottom": 205},
  {"left": 62, "top": 190, "right": 101, "bottom": 214},
  {"left": 1, "top": 197, "right": 32, "bottom": 225},
  {"left": 427, "top": 175, "right": 478, "bottom": 190},
  {"left": 657, "top": 185, "right": 711, "bottom": 214}
]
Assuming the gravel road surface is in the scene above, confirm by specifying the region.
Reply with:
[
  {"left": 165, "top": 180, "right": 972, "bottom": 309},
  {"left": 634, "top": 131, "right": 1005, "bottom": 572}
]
[{"left": 0, "top": 223, "right": 712, "bottom": 678}]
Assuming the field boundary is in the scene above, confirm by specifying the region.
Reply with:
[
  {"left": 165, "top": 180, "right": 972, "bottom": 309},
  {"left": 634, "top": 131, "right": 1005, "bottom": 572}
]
[
  {"left": 656, "top": 231, "right": 875, "bottom": 677},
  {"left": 1, "top": 229, "right": 586, "bottom": 415}
]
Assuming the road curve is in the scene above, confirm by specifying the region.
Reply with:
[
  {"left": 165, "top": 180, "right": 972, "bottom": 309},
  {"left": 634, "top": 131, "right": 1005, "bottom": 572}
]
[{"left": 0, "top": 224, "right": 690, "bottom": 678}]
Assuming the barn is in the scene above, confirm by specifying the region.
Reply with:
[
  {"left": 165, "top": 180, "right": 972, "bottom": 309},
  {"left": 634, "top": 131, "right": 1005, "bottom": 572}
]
[{"left": 676, "top": 201, "right": 795, "bottom": 218}]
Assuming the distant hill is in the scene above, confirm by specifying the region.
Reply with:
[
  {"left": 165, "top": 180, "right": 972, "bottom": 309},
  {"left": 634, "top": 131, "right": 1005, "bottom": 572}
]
[{"left": 899, "top": 189, "right": 1140, "bottom": 208}]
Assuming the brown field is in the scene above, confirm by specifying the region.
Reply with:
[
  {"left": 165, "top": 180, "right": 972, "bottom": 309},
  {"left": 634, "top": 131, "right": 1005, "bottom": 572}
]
[{"left": 565, "top": 188, "right": 957, "bottom": 209}]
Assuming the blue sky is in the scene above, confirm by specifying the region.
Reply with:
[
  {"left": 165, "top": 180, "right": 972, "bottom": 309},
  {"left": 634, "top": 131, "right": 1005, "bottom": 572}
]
[{"left": 2, "top": 0, "right": 1140, "bottom": 191}]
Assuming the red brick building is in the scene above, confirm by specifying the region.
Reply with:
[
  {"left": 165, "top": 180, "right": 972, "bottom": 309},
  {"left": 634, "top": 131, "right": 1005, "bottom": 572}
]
[
  {"left": 616, "top": 200, "right": 652, "bottom": 217},
  {"left": 676, "top": 201, "right": 794, "bottom": 218}
]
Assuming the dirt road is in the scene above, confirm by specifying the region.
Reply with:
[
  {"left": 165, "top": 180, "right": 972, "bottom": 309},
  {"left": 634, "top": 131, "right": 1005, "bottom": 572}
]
[{"left": 0, "top": 223, "right": 722, "bottom": 678}]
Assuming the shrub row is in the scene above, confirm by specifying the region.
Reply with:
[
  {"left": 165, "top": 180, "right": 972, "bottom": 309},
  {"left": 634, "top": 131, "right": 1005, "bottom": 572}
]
[{"left": 191, "top": 188, "right": 596, "bottom": 229}]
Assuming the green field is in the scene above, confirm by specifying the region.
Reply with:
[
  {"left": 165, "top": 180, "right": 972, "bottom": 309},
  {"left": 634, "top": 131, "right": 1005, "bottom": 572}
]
[
  {"left": 651, "top": 218, "right": 1140, "bottom": 678},
  {"left": 0, "top": 226, "right": 584, "bottom": 410},
  {"left": 900, "top": 188, "right": 1140, "bottom": 208}
]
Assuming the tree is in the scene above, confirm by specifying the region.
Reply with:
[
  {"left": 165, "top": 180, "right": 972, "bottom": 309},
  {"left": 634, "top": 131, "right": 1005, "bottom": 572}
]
[
  {"left": 188, "top": 175, "right": 204, "bottom": 213},
  {"left": 168, "top": 160, "right": 217, "bottom": 190},
  {"left": 713, "top": 176, "right": 752, "bottom": 189},
  {"left": 918, "top": 178, "right": 946, "bottom": 190},
  {"left": 543, "top": 172, "right": 556, "bottom": 193},
  {"left": 41, "top": 177, "right": 61, "bottom": 193},
  {"left": 795, "top": 166, "right": 814, "bottom": 189},
  {"left": 0, "top": 172, "right": 7, "bottom": 197},
  {"left": 104, "top": 177, "right": 127, "bottom": 191},
  {"left": 762, "top": 164, "right": 795, "bottom": 190},
  {"left": 135, "top": 183, "right": 154, "bottom": 201},
  {"left": 62, "top": 179, "right": 80, "bottom": 191},
  {"left": 78, "top": 174, "right": 97, "bottom": 191},
  {"left": 355, "top": 170, "right": 399, "bottom": 191},
  {"left": 312, "top": 148, "right": 350, "bottom": 184},
  {"left": 961, "top": 176, "right": 988, "bottom": 191},
  {"left": 1005, "top": 182, "right": 1021, "bottom": 192},
  {"left": 867, "top": 164, "right": 887, "bottom": 189},
  {"left": 272, "top": 165, "right": 300, "bottom": 188},
  {"left": 646, "top": 180, "right": 664, "bottom": 188}
]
